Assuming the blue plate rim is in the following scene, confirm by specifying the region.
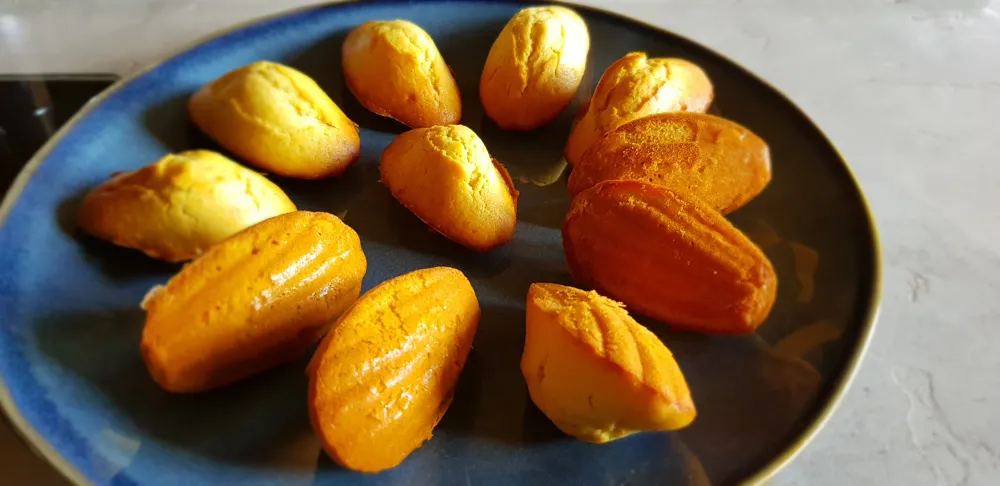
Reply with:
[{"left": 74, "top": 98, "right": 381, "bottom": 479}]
[{"left": 0, "top": 1, "right": 883, "bottom": 484}]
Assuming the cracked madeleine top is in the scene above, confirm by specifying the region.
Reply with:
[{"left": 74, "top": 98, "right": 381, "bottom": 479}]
[
  {"left": 77, "top": 150, "right": 297, "bottom": 262},
  {"left": 188, "top": 61, "right": 360, "bottom": 179},
  {"left": 565, "top": 52, "right": 714, "bottom": 165},
  {"left": 379, "top": 125, "right": 518, "bottom": 251},
  {"left": 342, "top": 20, "right": 461, "bottom": 128},
  {"left": 480, "top": 6, "right": 590, "bottom": 130}
]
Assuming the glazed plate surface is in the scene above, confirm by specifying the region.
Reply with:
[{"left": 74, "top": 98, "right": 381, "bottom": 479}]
[{"left": 0, "top": 1, "right": 880, "bottom": 484}]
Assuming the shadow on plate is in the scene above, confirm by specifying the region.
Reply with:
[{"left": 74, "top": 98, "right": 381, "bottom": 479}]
[
  {"left": 342, "top": 180, "right": 514, "bottom": 280},
  {"left": 33, "top": 309, "right": 319, "bottom": 473},
  {"left": 289, "top": 29, "right": 410, "bottom": 135},
  {"left": 484, "top": 238, "right": 574, "bottom": 303},
  {"left": 141, "top": 92, "right": 230, "bottom": 155},
  {"left": 268, "top": 163, "right": 367, "bottom": 216},
  {"left": 436, "top": 304, "right": 563, "bottom": 446},
  {"left": 55, "top": 191, "right": 182, "bottom": 280},
  {"left": 512, "top": 182, "right": 573, "bottom": 230},
  {"left": 657, "top": 330, "right": 822, "bottom": 484}
]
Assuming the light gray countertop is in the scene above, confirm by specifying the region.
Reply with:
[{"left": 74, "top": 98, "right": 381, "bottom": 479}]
[{"left": 1, "top": 0, "right": 999, "bottom": 484}]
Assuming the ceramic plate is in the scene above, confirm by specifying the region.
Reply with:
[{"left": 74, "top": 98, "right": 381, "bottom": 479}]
[{"left": 0, "top": 1, "right": 880, "bottom": 484}]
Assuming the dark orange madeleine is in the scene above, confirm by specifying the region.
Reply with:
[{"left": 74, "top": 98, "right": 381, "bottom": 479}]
[
  {"left": 141, "top": 211, "right": 367, "bottom": 393},
  {"left": 308, "top": 267, "right": 481, "bottom": 473},
  {"left": 568, "top": 112, "right": 771, "bottom": 215},
  {"left": 562, "top": 180, "right": 777, "bottom": 334}
]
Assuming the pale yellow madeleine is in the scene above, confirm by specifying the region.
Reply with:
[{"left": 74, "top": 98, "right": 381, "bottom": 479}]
[
  {"left": 480, "top": 6, "right": 590, "bottom": 130},
  {"left": 342, "top": 20, "right": 461, "bottom": 128},
  {"left": 565, "top": 52, "right": 713, "bottom": 165},
  {"left": 189, "top": 61, "right": 360, "bottom": 179},
  {"left": 380, "top": 125, "right": 518, "bottom": 251},
  {"left": 78, "top": 150, "right": 296, "bottom": 262},
  {"left": 521, "top": 283, "right": 696, "bottom": 443}
]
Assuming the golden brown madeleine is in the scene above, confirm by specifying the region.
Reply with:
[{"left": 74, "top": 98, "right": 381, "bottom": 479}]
[
  {"left": 141, "top": 211, "right": 367, "bottom": 393},
  {"left": 522, "top": 283, "right": 696, "bottom": 443},
  {"left": 568, "top": 112, "right": 771, "bottom": 214},
  {"left": 308, "top": 267, "right": 480, "bottom": 473},
  {"left": 188, "top": 61, "right": 360, "bottom": 179},
  {"left": 563, "top": 181, "right": 777, "bottom": 334},
  {"left": 342, "top": 20, "right": 461, "bottom": 128},
  {"left": 480, "top": 6, "right": 590, "bottom": 130},
  {"left": 380, "top": 125, "right": 518, "bottom": 251},
  {"left": 565, "top": 52, "right": 713, "bottom": 165},
  {"left": 77, "top": 150, "right": 296, "bottom": 262}
]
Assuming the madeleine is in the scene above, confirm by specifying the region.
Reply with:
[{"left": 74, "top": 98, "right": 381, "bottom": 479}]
[
  {"left": 342, "top": 20, "right": 461, "bottom": 128},
  {"left": 309, "top": 267, "right": 480, "bottom": 472},
  {"left": 78, "top": 150, "right": 296, "bottom": 262},
  {"left": 522, "top": 283, "right": 696, "bottom": 443},
  {"left": 563, "top": 181, "right": 777, "bottom": 334},
  {"left": 565, "top": 52, "right": 713, "bottom": 165},
  {"left": 569, "top": 112, "right": 771, "bottom": 214},
  {"left": 188, "top": 61, "right": 360, "bottom": 179},
  {"left": 480, "top": 6, "right": 590, "bottom": 130},
  {"left": 141, "top": 211, "right": 367, "bottom": 393},
  {"left": 380, "top": 125, "right": 518, "bottom": 251}
]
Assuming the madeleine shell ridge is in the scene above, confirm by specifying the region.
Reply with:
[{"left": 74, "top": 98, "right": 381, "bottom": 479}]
[
  {"left": 308, "top": 267, "right": 481, "bottom": 473},
  {"left": 562, "top": 180, "right": 777, "bottom": 334},
  {"left": 522, "top": 283, "right": 696, "bottom": 443},
  {"left": 141, "top": 211, "right": 367, "bottom": 393}
]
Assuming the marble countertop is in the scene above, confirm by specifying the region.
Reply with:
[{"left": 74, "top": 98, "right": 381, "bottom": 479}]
[{"left": 2, "top": 0, "right": 999, "bottom": 484}]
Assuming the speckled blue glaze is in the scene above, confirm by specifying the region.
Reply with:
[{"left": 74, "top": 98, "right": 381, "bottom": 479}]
[{"left": 0, "top": 1, "right": 878, "bottom": 485}]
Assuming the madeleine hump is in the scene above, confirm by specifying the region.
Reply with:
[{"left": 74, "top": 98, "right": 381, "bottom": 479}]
[
  {"left": 342, "top": 20, "right": 462, "bottom": 128},
  {"left": 141, "top": 211, "right": 367, "bottom": 393},
  {"left": 78, "top": 150, "right": 297, "bottom": 262},
  {"left": 308, "top": 267, "right": 481, "bottom": 473},
  {"left": 563, "top": 180, "right": 777, "bottom": 334},
  {"left": 380, "top": 125, "right": 519, "bottom": 251},
  {"left": 568, "top": 112, "right": 771, "bottom": 214},
  {"left": 480, "top": 6, "right": 590, "bottom": 130},
  {"left": 565, "top": 52, "right": 713, "bottom": 165},
  {"left": 188, "top": 61, "right": 360, "bottom": 179},
  {"left": 522, "top": 283, "right": 696, "bottom": 443}
]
